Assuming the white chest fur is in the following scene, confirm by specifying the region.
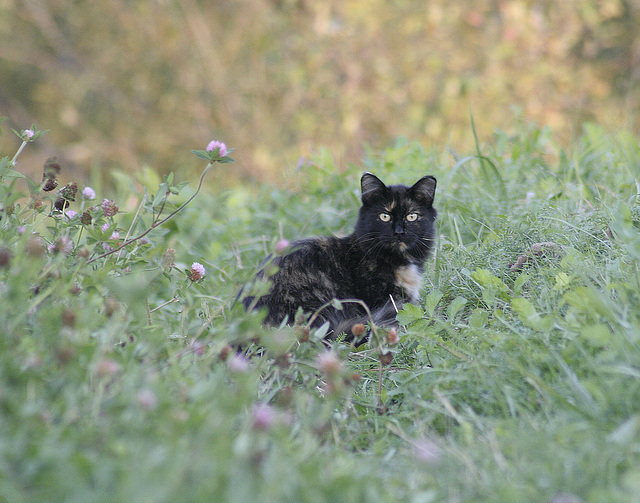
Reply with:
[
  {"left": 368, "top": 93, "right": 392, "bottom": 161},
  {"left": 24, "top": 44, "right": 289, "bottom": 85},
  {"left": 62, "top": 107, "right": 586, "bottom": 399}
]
[{"left": 394, "top": 264, "right": 422, "bottom": 302}]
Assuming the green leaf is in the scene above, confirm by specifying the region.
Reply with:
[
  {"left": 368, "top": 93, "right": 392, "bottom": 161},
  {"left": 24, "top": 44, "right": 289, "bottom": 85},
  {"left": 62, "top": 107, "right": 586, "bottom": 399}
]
[
  {"left": 447, "top": 296, "right": 467, "bottom": 320},
  {"left": 424, "top": 289, "right": 443, "bottom": 317},
  {"left": 396, "top": 303, "right": 425, "bottom": 326}
]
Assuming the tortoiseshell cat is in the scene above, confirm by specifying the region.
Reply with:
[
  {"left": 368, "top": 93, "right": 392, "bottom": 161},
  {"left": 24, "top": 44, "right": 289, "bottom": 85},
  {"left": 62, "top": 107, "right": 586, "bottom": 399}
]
[{"left": 245, "top": 172, "right": 437, "bottom": 339}]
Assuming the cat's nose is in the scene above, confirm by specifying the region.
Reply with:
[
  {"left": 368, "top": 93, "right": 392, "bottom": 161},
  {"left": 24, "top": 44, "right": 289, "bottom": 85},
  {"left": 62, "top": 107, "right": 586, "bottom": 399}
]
[{"left": 393, "top": 223, "right": 405, "bottom": 236}]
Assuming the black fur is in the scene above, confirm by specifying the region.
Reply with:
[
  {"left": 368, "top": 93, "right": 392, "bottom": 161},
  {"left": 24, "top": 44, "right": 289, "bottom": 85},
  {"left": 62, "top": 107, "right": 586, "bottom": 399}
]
[{"left": 244, "top": 172, "right": 437, "bottom": 339}]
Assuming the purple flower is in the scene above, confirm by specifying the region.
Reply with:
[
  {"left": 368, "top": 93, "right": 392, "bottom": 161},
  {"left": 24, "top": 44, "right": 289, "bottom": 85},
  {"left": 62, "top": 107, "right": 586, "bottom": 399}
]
[
  {"left": 101, "top": 199, "right": 118, "bottom": 217},
  {"left": 228, "top": 353, "right": 250, "bottom": 373},
  {"left": 251, "top": 403, "right": 275, "bottom": 431},
  {"left": 205, "top": 140, "right": 227, "bottom": 157},
  {"left": 188, "top": 262, "right": 206, "bottom": 282},
  {"left": 65, "top": 210, "right": 78, "bottom": 220},
  {"left": 83, "top": 187, "right": 96, "bottom": 200},
  {"left": 23, "top": 129, "right": 35, "bottom": 140}
]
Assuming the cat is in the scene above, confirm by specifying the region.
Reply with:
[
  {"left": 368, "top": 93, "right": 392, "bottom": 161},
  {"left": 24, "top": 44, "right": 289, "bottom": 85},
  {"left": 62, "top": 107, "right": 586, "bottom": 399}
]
[{"left": 243, "top": 172, "right": 437, "bottom": 340}]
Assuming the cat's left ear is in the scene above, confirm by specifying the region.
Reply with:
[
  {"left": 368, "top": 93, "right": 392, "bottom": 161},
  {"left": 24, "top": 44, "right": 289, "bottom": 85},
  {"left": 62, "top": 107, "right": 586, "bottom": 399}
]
[
  {"left": 361, "top": 172, "right": 387, "bottom": 203},
  {"left": 410, "top": 176, "right": 437, "bottom": 206}
]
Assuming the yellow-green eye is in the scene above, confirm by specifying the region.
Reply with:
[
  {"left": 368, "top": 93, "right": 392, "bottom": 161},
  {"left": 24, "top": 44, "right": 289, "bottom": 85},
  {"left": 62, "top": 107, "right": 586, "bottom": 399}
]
[
  {"left": 379, "top": 212, "right": 391, "bottom": 222},
  {"left": 406, "top": 213, "right": 418, "bottom": 222}
]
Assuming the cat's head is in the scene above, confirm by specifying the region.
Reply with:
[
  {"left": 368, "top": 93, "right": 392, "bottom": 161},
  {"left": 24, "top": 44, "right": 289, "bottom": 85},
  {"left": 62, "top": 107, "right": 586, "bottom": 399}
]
[{"left": 354, "top": 172, "right": 437, "bottom": 260}]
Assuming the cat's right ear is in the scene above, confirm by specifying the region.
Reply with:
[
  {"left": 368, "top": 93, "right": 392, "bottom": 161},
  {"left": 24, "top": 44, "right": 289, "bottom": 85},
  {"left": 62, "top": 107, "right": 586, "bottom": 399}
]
[{"left": 361, "top": 172, "right": 386, "bottom": 203}]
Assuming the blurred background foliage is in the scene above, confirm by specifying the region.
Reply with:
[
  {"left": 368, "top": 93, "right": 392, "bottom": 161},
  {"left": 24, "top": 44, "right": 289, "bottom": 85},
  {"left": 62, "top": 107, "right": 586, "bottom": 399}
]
[{"left": 1, "top": 0, "right": 639, "bottom": 185}]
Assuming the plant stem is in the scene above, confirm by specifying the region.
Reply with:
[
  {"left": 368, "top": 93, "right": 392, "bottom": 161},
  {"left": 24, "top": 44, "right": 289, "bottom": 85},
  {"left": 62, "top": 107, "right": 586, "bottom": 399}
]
[
  {"left": 11, "top": 141, "right": 28, "bottom": 166},
  {"left": 87, "top": 162, "right": 213, "bottom": 265}
]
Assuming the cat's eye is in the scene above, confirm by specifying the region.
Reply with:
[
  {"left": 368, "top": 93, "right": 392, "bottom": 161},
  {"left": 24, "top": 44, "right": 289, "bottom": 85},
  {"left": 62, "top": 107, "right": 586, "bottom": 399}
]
[
  {"left": 406, "top": 213, "right": 418, "bottom": 222},
  {"left": 379, "top": 212, "right": 391, "bottom": 222}
]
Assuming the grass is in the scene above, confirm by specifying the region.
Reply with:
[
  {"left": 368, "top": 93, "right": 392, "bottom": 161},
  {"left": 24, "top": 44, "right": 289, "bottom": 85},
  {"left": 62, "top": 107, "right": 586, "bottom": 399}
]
[{"left": 1, "top": 121, "right": 640, "bottom": 502}]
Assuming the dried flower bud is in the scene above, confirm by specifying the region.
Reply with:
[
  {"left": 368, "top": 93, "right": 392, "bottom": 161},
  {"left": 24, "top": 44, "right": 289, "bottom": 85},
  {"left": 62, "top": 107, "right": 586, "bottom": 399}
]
[
  {"left": 296, "top": 325, "right": 310, "bottom": 342},
  {"left": 77, "top": 247, "right": 90, "bottom": 259},
  {"left": 48, "top": 236, "right": 73, "bottom": 255},
  {"left": 41, "top": 157, "right": 61, "bottom": 192},
  {"left": 0, "top": 247, "right": 10, "bottom": 268},
  {"left": 161, "top": 249, "right": 176, "bottom": 270},
  {"left": 351, "top": 323, "right": 366, "bottom": 338},
  {"left": 30, "top": 198, "right": 44, "bottom": 211},
  {"left": 42, "top": 178, "right": 58, "bottom": 192},
  {"left": 379, "top": 351, "right": 393, "bottom": 366},
  {"left": 61, "top": 309, "right": 76, "bottom": 328},
  {"left": 219, "top": 345, "right": 233, "bottom": 361},
  {"left": 104, "top": 297, "right": 119, "bottom": 317},
  {"left": 317, "top": 350, "right": 343, "bottom": 376},
  {"left": 54, "top": 182, "right": 78, "bottom": 211},
  {"left": 80, "top": 211, "right": 92, "bottom": 225},
  {"left": 26, "top": 236, "right": 45, "bottom": 257},
  {"left": 386, "top": 327, "right": 399, "bottom": 345},
  {"left": 188, "top": 262, "right": 206, "bottom": 282}
]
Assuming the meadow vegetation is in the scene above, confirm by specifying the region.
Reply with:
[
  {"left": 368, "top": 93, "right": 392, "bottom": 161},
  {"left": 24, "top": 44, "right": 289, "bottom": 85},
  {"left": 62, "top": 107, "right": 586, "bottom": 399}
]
[{"left": 2, "top": 119, "right": 640, "bottom": 502}]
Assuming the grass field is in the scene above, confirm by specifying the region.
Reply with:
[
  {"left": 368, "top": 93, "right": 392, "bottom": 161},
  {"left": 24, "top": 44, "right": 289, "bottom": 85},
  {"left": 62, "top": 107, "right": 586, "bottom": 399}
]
[{"left": 1, "top": 121, "right": 640, "bottom": 502}]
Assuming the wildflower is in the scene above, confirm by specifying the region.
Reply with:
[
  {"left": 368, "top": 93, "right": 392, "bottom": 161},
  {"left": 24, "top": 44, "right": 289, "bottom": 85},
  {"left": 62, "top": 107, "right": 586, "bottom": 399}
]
[
  {"left": 17, "top": 226, "right": 25, "bottom": 234},
  {"left": 48, "top": 236, "right": 73, "bottom": 255},
  {"left": 42, "top": 157, "right": 61, "bottom": 192},
  {"left": 205, "top": 140, "right": 227, "bottom": 158},
  {"left": 251, "top": 403, "right": 275, "bottom": 431},
  {"left": 65, "top": 210, "right": 77, "bottom": 220},
  {"left": 80, "top": 211, "right": 92, "bottom": 225},
  {"left": 110, "top": 231, "right": 120, "bottom": 240},
  {"left": 82, "top": 186, "right": 96, "bottom": 200},
  {"left": 274, "top": 239, "right": 290, "bottom": 255},
  {"left": 379, "top": 351, "right": 393, "bottom": 366},
  {"left": 228, "top": 353, "right": 250, "bottom": 373},
  {"left": 23, "top": 129, "right": 35, "bottom": 140},
  {"left": 188, "top": 262, "right": 206, "bottom": 282},
  {"left": 316, "top": 350, "right": 343, "bottom": 376},
  {"left": 94, "top": 358, "right": 121, "bottom": 377},
  {"left": 137, "top": 388, "right": 158, "bottom": 411},
  {"left": 386, "top": 327, "right": 399, "bottom": 345},
  {"left": 54, "top": 182, "right": 78, "bottom": 211},
  {"left": 351, "top": 323, "right": 366, "bottom": 338},
  {"left": 101, "top": 199, "right": 118, "bottom": 217}
]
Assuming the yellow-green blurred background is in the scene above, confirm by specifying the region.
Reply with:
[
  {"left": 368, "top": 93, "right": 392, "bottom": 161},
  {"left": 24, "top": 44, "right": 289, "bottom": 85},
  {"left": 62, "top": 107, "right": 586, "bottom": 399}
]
[{"left": 1, "top": 0, "right": 639, "bottom": 185}]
